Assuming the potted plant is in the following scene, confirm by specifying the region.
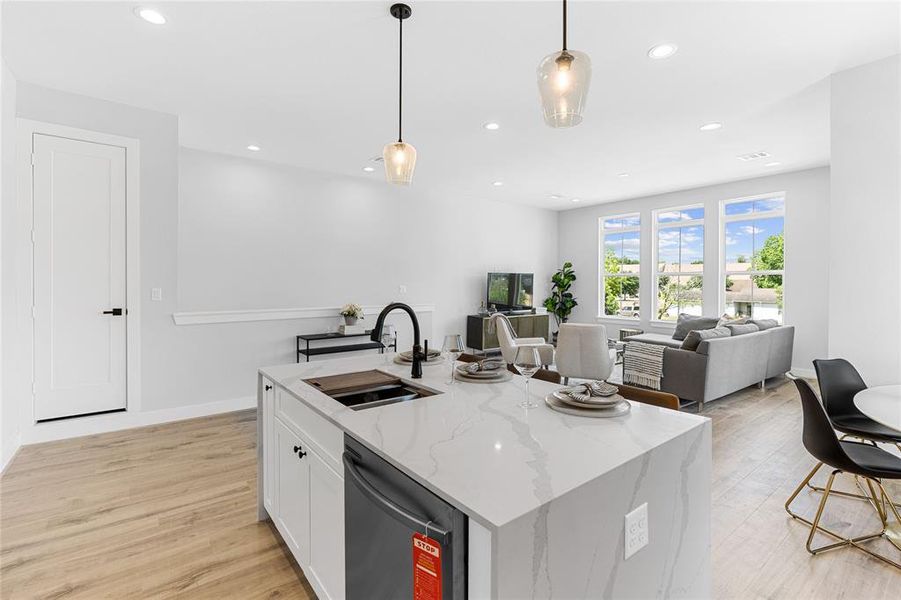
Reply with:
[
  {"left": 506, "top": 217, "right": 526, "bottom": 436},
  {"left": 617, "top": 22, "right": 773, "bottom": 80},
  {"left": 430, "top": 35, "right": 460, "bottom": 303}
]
[
  {"left": 340, "top": 303, "right": 364, "bottom": 326},
  {"left": 543, "top": 262, "right": 578, "bottom": 341}
]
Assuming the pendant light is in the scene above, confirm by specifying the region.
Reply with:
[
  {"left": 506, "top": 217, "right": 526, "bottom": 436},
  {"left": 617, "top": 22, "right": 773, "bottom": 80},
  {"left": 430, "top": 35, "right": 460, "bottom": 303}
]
[
  {"left": 537, "top": 0, "right": 591, "bottom": 128},
  {"left": 384, "top": 3, "right": 416, "bottom": 185}
]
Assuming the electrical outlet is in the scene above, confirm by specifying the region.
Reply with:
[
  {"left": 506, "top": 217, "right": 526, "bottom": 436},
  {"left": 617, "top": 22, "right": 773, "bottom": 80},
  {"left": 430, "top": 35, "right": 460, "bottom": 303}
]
[
  {"left": 398, "top": 285, "right": 408, "bottom": 295},
  {"left": 151, "top": 288, "right": 163, "bottom": 301},
  {"left": 624, "top": 503, "right": 648, "bottom": 559}
]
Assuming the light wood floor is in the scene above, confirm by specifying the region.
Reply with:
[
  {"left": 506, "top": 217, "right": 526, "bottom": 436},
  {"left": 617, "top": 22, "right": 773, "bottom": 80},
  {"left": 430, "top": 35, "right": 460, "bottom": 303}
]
[{"left": 1, "top": 380, "right": 899, "bottom": 598}]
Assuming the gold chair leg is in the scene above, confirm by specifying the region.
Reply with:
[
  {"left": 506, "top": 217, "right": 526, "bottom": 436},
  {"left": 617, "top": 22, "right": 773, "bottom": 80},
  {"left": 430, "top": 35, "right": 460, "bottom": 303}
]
[
  {"left": 873, "top": 480, "right": 901, "bottom": 552},
  {"left": 789, "top": 470, "right": 901, "bottom": 569}
]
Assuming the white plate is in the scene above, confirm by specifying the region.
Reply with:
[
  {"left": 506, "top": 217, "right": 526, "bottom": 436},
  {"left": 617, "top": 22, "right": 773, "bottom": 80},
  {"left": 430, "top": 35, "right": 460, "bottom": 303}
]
[
  {"left": 455, "top": 363, "right": 506, "bottom": 378},
  {"left": 544, "top": 394, "right": 631, "bottom": 418},
  {"left": 393, "top": 355, "right": 445, "bottom": 366},
  {"left": 553, "top": 390, "right": 624, "bottom": 408},
  {"left": 455, "top": 370, "right": 513, "bottom": 384}
]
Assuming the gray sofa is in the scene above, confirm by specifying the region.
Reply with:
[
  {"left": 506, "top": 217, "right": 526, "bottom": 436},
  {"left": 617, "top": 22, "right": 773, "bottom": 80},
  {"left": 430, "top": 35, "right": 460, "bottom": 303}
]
[{"left": 626, "top": 326, "right": 794, "bottom": 411}]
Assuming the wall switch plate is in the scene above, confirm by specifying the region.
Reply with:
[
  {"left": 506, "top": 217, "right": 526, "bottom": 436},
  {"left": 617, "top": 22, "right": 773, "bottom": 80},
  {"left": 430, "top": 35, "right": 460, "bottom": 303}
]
[
  {"left": 151, "top": 288, "right": 163, "bottom": 301},
  {"left": 624, "top": 503, "right": 649, "bottom": 559}
]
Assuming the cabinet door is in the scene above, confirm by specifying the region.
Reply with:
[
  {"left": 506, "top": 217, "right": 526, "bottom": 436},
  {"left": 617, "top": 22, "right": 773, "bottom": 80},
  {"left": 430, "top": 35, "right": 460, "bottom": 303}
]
[
  {"left": 262, "top": 378, "right": 277, "bottom": 514},
  {"left": 308, "top": 451, "right": 346, "bottom": 600},
  {"left": 275, "top": 419, "right": 311, "bottom": 565}
]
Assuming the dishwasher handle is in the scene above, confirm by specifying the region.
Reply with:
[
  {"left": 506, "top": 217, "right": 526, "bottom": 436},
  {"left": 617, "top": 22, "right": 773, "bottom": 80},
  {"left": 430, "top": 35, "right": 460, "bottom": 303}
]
[{"left": 343, "top": 452, "right": 449, "bottom": 543}]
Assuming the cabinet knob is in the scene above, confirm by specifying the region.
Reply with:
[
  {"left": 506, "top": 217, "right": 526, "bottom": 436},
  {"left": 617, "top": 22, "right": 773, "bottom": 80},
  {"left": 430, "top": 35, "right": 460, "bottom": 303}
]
[
  {"left": 293, "top": 445, "right": 307, "bottom": 459},
  {"left": 264, "top": 384, "right": 273, "bottom": 391},
  {"left": 293, "top": 445, "right": 301, "bottom": 453}
]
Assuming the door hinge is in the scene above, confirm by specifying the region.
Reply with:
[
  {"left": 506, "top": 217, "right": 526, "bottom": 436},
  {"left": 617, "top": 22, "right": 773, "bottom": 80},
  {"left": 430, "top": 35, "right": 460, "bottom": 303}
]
[
  {"left": 30, "top": 153, "right": 35, "bottom": 166},
  {"left": 31, "top": 306, "right": 36, "bottom": 318},
  {"left": 31, "top": 229, "right": 36, "bottom": 243},
  {"left": 31, "top": 382, "right": 36, "bottom": 396}
]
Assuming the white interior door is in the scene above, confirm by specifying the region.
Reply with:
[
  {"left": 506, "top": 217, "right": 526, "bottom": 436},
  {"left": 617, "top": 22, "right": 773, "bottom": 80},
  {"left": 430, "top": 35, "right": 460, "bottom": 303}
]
[{"left": 32, "top": 133, "right": 127, "bottom": 421}]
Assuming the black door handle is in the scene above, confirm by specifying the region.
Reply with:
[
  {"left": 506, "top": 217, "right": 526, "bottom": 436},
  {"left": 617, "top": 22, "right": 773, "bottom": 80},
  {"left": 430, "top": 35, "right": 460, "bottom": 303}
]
[{"left": 102, "top": 308, "right": 124, "bottom": 316}]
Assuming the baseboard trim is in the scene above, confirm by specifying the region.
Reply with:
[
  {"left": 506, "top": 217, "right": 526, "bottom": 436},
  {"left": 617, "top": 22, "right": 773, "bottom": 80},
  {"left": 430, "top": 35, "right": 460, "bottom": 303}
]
[
  {"left": 20, "top": 395, "right": 256, "bottom": 446},
  {"left": 790, "top": 367, "right": 816, "bottom": 379},
  {"left": 172, "top": 303, "right": 435, "bottom": 325},
  {"left": 1, "top": 434, "right": 23, "bottom": 476}
]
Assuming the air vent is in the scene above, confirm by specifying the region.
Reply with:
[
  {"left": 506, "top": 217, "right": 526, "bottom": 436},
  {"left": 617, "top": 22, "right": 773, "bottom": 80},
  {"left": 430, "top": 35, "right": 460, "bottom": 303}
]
[{"left": 736, "top": 151, "right": 771, "bottom": 162}]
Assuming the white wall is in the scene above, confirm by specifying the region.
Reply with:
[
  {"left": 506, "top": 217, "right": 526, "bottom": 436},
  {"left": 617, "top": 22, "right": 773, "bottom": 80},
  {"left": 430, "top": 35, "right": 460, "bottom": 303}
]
[
  {"left": 2, "top": 82, "right": 558, "bottom": 445},
  {"left": 176, "top": 147, "right": 559, "bottom": 403},
  {"left": 1, "top": 57, "right": 18, "bottom": 470},
  {"left": 829, "top": 55, "right": 901, "bottom": 385},
  {"left": 557, "top": 167, "right": 831, "bottom": 372}
]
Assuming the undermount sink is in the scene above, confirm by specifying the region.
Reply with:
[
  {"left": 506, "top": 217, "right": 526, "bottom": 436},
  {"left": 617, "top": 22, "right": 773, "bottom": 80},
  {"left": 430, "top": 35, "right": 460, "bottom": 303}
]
[{"left": 303, "top": 369, "right": 439, "bottom": 411}]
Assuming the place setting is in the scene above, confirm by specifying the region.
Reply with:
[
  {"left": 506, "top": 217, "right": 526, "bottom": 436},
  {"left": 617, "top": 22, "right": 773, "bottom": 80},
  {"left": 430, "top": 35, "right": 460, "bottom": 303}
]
[{"left": 544, "top": 380, "right": 631, "bottom": 418}]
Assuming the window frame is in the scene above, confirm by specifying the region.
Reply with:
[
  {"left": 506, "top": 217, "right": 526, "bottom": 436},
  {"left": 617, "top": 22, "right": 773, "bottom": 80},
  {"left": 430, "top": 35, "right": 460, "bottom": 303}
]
[
  {"left": 598, "top": 212, "right": 641, "bottom": 320},
  {"left": 719, "top": 192, "right": 786, "bottom": 322},
  {"left": 651, "top": 204, "right": 705, "bottom": 323}
]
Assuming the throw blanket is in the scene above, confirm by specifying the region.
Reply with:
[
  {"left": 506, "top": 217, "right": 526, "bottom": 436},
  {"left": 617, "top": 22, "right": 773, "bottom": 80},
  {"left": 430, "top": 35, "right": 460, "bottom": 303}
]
[{"left": 623, "top": 341, "right": 666, "bottom": 390}]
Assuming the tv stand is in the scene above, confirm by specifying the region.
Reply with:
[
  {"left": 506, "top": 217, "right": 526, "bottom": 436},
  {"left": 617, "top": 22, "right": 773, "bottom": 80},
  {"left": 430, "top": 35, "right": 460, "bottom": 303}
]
[{"left": 466, "top": 313, "right": 550, "bottom": 353}]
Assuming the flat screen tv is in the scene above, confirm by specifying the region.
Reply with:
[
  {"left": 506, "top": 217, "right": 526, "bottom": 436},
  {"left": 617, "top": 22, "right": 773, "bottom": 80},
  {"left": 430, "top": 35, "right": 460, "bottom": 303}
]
[{"left": 487, "top": 272, "right": 534, "bottom": 312}]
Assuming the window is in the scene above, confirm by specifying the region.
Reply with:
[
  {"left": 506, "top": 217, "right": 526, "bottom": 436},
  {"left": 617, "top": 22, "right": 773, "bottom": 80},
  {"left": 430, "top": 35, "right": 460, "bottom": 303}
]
[
  {"left": 654, "top": 206, "right": 704, "bottom": 321},
  {"left": 600, "top": 214, "right": 640, "bottom": 318},
  {"left": 721, "top": 194, "right": 785, "bottom": 322}
]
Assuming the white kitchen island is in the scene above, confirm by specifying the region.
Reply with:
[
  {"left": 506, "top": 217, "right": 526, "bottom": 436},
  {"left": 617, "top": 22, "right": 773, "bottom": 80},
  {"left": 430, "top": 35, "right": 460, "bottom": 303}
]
[{"left": 258, "top": 354, "right": 711, "bottom": 599}]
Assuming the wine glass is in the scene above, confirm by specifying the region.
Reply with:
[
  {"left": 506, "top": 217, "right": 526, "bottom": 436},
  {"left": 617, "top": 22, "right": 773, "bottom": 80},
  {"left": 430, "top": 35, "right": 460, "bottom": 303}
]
[
  {"left": 442, "top": 334, "right": 465, "bottom": 383},
  {"left": 380, "top": 329, "right": 396, "bottom": 365},
  {"left": 513, "top": 346, "right": 541, "bottom": 409}
]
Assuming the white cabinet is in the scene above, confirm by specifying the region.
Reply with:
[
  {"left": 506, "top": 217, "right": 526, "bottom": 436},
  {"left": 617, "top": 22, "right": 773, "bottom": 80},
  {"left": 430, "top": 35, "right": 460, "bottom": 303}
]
[
  {"left": 275, "top": 418, "right": 311, "bottom": 565},
  {"left": 308, "top": 450, "right": 346, "bottom": 600},
  {"left": 260, "top": 382, "right": 346, "bottom": 600},
  {"left": 261, "top": 377, "right": 277, "bottom": 514}
]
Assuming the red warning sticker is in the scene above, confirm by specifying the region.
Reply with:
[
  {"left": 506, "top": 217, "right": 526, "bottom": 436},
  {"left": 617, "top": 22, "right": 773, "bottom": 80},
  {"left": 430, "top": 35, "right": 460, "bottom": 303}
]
[{"left": 412, "top": 532, "right": 442, "bottom": 600}]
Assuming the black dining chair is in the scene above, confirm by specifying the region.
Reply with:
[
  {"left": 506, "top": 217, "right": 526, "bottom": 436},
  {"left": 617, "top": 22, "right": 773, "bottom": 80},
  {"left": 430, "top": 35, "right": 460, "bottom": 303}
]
[
  {"left": 814, "top": 358, "right": 901, "bottom": 449},
  {"left": 785, "top": 375, "right": 901, "bottom": 569}
]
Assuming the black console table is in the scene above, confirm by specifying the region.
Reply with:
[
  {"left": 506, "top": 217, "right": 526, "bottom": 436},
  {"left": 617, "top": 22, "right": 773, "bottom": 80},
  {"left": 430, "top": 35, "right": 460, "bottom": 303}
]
[{"left": 296, "top": 331, "right": 396, "bottom": 363}]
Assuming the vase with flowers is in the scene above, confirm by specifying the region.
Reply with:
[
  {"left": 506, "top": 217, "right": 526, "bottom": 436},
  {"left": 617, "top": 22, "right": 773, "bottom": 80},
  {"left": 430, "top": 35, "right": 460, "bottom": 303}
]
[{"left": 340, "top": 303, "right": 364, "bottom": 326}]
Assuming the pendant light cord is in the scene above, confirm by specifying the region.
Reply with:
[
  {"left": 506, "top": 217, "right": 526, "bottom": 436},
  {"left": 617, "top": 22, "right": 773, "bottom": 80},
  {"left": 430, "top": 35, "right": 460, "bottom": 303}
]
[
  {"left": 562, "top": 0, "right": 567, "bottom": 51},
  {"left": 398, "top": 17, "right": 403, "bottom": 143}
]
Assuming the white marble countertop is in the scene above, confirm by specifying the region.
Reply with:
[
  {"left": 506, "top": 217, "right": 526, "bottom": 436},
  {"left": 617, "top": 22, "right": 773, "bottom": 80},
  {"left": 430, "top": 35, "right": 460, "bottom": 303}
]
[{"left": 261, "top": 354, "right": 709, "bottom": 531}]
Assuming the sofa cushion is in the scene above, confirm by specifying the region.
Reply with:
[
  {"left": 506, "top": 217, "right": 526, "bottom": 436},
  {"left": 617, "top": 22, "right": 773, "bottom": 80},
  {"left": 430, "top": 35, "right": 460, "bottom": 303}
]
[
  {"left": 717, "top": 314, "right": 749, "bottom": 327},
  {"left": 626, "top": 333, "right": 684, "bottom": 349},
  {"left": 672, "top": 314, "right": 720, "bottom": 340},
  {"left": 725, "top": 323, "right": 760, "bottom": 336},
  {"left": 750, "top": 319, "right": 779, "bottom": 331},
  {"left": 680, "top": 326, "right": 731, "bottom": 351}
]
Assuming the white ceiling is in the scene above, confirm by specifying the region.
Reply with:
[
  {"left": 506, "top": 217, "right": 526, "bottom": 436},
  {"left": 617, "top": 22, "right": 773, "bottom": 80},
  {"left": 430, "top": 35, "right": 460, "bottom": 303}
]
[{"left": 3, "top": 1, "right": 899, "bottom": 209}]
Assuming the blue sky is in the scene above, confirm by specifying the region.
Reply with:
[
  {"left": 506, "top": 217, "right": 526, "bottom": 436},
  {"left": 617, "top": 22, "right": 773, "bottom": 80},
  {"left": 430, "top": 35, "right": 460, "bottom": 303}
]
[{"left": 725, "top": 217, "right": 784, "bottom": 263}]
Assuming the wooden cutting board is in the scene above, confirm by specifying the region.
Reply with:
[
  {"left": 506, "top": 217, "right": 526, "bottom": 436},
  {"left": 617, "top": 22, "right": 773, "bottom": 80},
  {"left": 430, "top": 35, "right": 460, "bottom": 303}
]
[{"left": 303, "top": 369, "right": 400, "bottom": 396}]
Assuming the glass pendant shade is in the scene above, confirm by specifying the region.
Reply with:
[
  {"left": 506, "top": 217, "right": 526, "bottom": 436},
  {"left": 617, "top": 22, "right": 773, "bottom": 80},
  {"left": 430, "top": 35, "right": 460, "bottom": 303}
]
[
  {"left": 383, "top": 141, "right": 417, "bottom": 186},
  {"left": 537, "top": 49, "right": 591, "bottom": 128}
]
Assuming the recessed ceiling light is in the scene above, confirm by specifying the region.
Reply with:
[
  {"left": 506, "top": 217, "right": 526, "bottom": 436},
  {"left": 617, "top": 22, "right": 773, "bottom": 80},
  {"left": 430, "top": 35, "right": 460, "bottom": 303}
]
[
  {"left": 549, "top": 194, "right": 562, "bottom": 200},
  {"left": 571, "top": 198, "right": 581, "bottom": 203},
  {"left": 362, "top": 166, "right": 375, "bottom": 173},
  {"left": 492, "top": 181, "right": 504, "bottom": 187},
  {"left": 135, "top": 7, "right": 167, "bottom": 25},
  {"left": 617, "top": 172, "right": 630, "bottom": 178},
  {"left": 648, "top": 43, "right": 678, "bottom": 60},
  {"left": 737, "top": 151, "right": 771, "bottom": 162},
  {"left": 699, "top": 122, "right": 722, "bottom": 131},
  {"left": 246, "top": 145, "right": 261, "bottom": 152},
  {"left": 483, "top": 122, "right": 500, "bottom": 131},
  {"left": 764, "top": 161, "right": 782, "bottom": 167}
]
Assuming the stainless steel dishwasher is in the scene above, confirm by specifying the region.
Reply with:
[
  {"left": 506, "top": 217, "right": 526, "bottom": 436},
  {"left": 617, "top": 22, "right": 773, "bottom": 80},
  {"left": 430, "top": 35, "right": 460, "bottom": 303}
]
[{"left": 344, "top": 435, "right": 467, "bottom": 599}]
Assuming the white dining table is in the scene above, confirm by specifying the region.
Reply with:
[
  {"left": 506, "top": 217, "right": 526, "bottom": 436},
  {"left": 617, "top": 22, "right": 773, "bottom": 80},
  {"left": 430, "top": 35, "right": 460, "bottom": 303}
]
[{"left": 854, "top": 384, "right": 901, "bottom": 433}]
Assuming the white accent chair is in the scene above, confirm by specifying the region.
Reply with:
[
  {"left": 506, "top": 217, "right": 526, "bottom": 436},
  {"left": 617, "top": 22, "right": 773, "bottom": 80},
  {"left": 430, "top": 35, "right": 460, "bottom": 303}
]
[
  {"left": 555, "top": 323, "right": 617, "bottom": 385},
  {"left": 490, "top": 314, "right": 555, "bottom": 366}
]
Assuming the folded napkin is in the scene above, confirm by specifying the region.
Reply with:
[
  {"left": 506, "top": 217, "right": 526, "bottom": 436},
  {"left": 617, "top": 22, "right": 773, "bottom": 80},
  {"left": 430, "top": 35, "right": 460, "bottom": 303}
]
[
  {"left": 464, "top": 359, "right": 505, "bottom": 374},
  {"left": 562, "top": 381, "right": 618, "bottom": 403}
]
